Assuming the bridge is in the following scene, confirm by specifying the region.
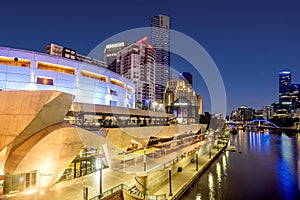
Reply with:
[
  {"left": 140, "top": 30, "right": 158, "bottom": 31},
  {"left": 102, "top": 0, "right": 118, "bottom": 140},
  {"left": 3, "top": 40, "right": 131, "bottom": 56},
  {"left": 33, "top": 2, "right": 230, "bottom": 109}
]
[{"left": 244, "top": 119, "right": 298, "bottom": 135}]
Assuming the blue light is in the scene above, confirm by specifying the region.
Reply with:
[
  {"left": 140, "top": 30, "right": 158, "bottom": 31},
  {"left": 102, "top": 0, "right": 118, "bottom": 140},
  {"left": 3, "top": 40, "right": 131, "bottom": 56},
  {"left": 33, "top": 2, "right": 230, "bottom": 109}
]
[{"left": 280, "top": 71, "right": 291, "bottom": 74}]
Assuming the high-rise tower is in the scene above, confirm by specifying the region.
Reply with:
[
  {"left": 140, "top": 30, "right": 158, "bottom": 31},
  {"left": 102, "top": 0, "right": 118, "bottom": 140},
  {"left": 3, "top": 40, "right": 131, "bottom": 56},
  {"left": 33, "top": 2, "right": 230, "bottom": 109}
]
[
  {"left": 279, "top": 71, "right": 291, "bottom": 104},
  {"left": 151, "top": 14, "right": 171, "bottom": 103},
  {"left": 104, "top": 42, "right": 129, "bottom": 73},
  {"left": 116, "top": 36, "right": 156, "bottom": 104}
]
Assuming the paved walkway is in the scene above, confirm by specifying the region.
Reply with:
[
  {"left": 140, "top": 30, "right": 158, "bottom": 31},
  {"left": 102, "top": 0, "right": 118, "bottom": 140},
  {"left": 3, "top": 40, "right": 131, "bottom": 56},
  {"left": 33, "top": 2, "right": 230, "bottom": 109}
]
[
  {"left": 150, "top": 140, "right": 228, "bottom": 199},
  {"left": 1, "top": 136, "right": 229, "bottom": 200}
]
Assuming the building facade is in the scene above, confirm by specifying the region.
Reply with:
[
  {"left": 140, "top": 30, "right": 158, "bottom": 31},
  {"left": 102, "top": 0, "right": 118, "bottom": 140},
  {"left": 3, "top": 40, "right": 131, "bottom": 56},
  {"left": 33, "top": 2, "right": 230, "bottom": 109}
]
[
  {"left": 116, "top": 36, "right": 156, "bottom": 104},
  {"left": 263, "top": 105, "right": 273, "bottom": 120},
  {"left": 290, "top": 84, "right": 300, "bottom": 109},
  {"left": 163, "top": 78, "right": 202, "bottom": 115},
  {"left": 279, "top": 71, "right": 292, "bottom": 104},
  {"left": 151, "top": 14, "right": 171, "bottom": 102},
  {"left": 0, "top": 46, "right": 135, "bottom": 108},
  {"left": 278, "top": 71, "right": 300, "bottom": 112},
  {"left": 238, "top": 106, "right": 255, "bottom": 121},
  {"left": 104, "top": 42, "right": 129, "bottom": 73}
]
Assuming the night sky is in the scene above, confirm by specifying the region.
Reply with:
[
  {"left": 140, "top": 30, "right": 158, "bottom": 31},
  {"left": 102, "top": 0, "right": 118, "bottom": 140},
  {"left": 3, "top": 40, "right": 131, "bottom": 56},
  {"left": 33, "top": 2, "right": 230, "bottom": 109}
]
[{"left": 1, "top": 0, "right": 300, "bottom": 115}]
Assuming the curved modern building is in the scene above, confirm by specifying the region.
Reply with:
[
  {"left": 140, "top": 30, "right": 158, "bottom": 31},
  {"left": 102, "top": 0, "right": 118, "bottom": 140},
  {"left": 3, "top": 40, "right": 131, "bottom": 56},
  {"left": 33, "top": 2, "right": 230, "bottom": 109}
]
[
  {"left": 0, "top": 46, "right": 206, "bottom": 198},
  {"left": 0, "top": 46, "right": 135, "bottom": 108}
]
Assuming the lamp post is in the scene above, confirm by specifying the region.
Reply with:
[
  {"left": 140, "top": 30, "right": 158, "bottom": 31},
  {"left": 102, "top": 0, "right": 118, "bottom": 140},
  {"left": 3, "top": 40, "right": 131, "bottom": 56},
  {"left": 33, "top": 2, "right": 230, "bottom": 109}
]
[
  {"left": 99, "top": 160, "right": 103, "bottom": 196},
  {"left": 196, "top": 151, "right": 198, "bottom": 171},
  {"left": 169, "top": 167, "right": 173, "bottom": 196},
  {"left": 143, "top": 147, "right": 147, "bottom": 172}
]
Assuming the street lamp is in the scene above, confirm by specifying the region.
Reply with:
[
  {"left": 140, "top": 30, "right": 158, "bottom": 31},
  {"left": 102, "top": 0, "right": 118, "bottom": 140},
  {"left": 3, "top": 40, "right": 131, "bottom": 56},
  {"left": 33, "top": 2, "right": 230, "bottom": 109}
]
[
  {"left": 143, "top": 147, "right": 147, "bottom": 171},
  {"left": 196, "top": 151, "right": 199, "bottom": 171},
  {"left": 169, "top": 167, "right": 173, "bottom": 196},
  {"left": 98, "top": 160, "right": 103, "bottom": 196}
]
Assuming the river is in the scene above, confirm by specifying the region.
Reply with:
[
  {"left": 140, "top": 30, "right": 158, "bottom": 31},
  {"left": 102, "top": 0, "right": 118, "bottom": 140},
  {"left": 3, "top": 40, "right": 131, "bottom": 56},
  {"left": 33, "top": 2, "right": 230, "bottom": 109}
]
[{"left": 183, "top": 130, "right": 300, "bottom": 200}]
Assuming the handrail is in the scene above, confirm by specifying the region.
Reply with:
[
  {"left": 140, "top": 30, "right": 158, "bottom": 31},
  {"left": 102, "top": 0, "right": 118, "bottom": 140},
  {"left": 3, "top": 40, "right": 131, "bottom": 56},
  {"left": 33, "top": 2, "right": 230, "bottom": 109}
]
[
  {"left": 89, "top": 183, "right": 166, "bottom": 200},
  {"left": 135, "top": 176, "right": 148, "bottom": 190}
]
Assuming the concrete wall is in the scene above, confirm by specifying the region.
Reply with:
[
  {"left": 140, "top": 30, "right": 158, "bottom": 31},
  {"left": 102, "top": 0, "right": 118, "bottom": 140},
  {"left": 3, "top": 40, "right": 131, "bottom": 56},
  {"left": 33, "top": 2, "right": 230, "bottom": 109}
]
[
  {"left": 101, "top": 190, "right": 123, "bottom": 200},
  {"left": 136, "top": 152, "right": 195, "bottom": 194},
  {"left": 0, "top": 90, "right": 72, "bottom": 152}
]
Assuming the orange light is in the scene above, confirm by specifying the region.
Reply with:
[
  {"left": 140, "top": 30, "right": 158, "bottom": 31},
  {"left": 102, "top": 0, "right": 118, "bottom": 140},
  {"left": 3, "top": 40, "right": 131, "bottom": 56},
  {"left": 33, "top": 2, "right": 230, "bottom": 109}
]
[
  {"left": 0, "top": 56, "right": 30, "bottom": 67},
  {"left": 37, "top": 61, "right": 75, "bottom": 75},
  {"left": 80, "top": 70, "right": 107, "bottom": 82},
  {"left": 110, "top": 78, "right": 125, "bottom": 88}
]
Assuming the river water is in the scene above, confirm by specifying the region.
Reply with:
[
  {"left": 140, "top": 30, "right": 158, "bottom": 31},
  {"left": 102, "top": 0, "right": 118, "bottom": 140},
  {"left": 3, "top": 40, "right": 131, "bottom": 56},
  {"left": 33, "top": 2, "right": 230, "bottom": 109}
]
[{"left": 183, "top": 131, "right": 300, "bottom": 200}]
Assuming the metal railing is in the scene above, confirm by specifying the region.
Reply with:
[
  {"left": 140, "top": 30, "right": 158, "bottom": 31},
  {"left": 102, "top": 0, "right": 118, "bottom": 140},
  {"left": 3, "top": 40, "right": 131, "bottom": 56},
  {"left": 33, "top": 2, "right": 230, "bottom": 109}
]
[{"left": 89, "top": 184, "right": 166, "bottom": 200}]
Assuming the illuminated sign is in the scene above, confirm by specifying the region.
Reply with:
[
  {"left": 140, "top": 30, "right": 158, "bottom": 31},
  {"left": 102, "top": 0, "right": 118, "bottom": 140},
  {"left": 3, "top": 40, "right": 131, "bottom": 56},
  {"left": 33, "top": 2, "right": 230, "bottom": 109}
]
[
  {"left": 174, "top": 103, "right": 189, "bottom": 106},
  {"left": 106, "top": 42, "right": 126, "bottom": 49}
]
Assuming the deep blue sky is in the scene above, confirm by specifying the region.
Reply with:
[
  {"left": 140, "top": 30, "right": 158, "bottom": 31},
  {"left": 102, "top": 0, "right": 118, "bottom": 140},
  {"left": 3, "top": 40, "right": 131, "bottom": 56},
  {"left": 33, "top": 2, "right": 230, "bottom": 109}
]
[{"left": 1, "top": 0, "right": 300, "bottom": 114}]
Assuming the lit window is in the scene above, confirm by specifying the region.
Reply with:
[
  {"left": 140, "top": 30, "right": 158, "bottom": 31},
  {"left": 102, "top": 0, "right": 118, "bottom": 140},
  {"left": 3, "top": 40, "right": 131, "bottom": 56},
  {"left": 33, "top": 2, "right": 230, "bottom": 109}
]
[
  {"left": 0, "top": 56, "right": 30, "bottom": 68},
  {"left": 110, "top": 78, "right": 125, "bottom": 88},
  {"left": 37, "top": 62, "right": 75, "bottom": 75},
  {"left": 37, "top": 77, "right": 54, "bottom": 85},
  {"left": 80, "top": 70, "right": 108, "bottom": 82}
]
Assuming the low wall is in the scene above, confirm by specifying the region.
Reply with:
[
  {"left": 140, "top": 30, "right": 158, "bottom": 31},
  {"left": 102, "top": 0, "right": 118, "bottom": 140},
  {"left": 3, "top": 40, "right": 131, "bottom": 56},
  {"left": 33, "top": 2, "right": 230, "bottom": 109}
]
[
  {"left": 136, "top": 152, "right": 195, "bottom": 194},
  {"left": 101, "top": 190, "right": 123, "bottom": 200}
]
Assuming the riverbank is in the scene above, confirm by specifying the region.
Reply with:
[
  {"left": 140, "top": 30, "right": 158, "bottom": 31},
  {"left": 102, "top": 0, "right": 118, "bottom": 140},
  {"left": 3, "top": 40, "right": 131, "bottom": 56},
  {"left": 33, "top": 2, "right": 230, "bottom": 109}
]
[
  {"left": 149, "top": 133, "right": 230, "bottom": 200},
  {"left": 0, "top": 130, "right": 229, "bottom": 200}
]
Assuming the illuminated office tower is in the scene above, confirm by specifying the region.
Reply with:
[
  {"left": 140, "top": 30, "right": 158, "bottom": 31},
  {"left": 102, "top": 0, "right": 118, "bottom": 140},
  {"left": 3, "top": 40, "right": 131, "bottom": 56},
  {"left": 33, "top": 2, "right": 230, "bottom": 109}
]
[
  {"left": 151, "top": 14, "right": 171, "bottom": 102},
  {"left": 116, "top": 36, "right": 156, "bottom": 104},
  {"left": 104, "top": 42, "right": 129, "bottom": 72},
  {"left": 279, "top": 71, "right": 291, "bottom": 104}
]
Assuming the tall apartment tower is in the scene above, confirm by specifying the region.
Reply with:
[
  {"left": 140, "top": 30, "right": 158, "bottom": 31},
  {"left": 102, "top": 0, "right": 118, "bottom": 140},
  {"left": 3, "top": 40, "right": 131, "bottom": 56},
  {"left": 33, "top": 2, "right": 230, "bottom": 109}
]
[
  {"left": 151, "top": 14, "right": 171, "bottom": 103},
  {"left": 116, "top": 36, "right": 156, "bottom": 104},
  {"left": 104, "top": 42, "right": 129, "bottom": 73},
  {"left": 279, "top": 71, "right": 291, "bottom": 104}
]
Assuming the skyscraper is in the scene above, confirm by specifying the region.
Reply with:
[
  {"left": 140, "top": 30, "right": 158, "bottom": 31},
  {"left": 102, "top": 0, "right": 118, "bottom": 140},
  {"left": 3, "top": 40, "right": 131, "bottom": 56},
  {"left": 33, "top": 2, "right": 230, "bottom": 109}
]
[
  {"left": 151, "top": 14, "right": 171, "bottom": 103},
  {"left": 104, "top": 42, "right": 129, "bottom": 73},
  {"left": 116, "top": 36, "right": 156, "bottom": 104},
  {"left": 279, "top": 71, "right": 291, "bottom": 104},
  {"left": 290, "top": 84, "right": 300, "bottom": 109}
]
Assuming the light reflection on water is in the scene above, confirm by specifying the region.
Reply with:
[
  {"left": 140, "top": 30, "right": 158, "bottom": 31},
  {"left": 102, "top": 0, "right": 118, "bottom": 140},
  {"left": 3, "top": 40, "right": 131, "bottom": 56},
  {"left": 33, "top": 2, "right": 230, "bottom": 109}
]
[
  {"left": 208, "top": 172, "right": 215, "bottom": 200},
  {"left": 216, "top": 162, "right": 221, "bottom": 187},
  {"left": 184, "top": 131, "right": 300, "bottom": 200}
]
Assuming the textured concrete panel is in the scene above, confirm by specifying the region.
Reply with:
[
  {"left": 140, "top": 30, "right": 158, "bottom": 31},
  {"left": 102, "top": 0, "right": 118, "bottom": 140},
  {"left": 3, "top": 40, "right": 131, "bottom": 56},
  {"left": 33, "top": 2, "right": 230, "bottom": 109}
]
[
  {"left": 5, "top": 123, "right": 83, "bottom": 187},
  {"left": 0, "top": 90, "right": 73, "bottom": 152}
]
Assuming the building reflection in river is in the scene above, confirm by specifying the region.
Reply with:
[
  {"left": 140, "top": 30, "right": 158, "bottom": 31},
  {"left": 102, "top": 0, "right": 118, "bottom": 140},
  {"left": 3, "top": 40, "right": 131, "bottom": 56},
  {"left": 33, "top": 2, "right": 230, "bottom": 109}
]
[
  {"left": 277, "top": 134, "right": 298, "bottom": 199},
  {"left": 183, "top": 131, "right": 300, "bottom": 200},
  {"left": 249, "top": 131, "right": 270, "bottom": 155}
]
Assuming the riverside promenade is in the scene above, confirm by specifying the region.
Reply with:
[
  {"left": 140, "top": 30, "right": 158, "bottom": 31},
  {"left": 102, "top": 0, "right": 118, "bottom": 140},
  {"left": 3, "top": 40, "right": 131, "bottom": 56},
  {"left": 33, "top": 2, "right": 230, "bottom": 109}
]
[
  {"left": 150, "top": 134, "right": 230, "bottom": 200},
  {"left": 1, "top": 132, "right": 230, "bottom": 200}
]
